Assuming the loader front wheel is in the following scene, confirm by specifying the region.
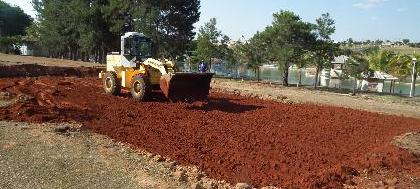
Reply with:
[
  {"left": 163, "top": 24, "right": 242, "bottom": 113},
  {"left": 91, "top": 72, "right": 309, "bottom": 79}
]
[
  {"left": 130, "top": 75, "right": 149, "bottom": 101},
  {"left": 103, "top": 71, "right": 121, "bottom": 96}
]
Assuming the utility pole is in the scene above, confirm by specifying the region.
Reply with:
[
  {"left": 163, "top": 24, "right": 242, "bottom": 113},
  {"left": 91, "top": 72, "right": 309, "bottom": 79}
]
[{"left": 410, "top": 57, "right": 417, "bottom": 97}]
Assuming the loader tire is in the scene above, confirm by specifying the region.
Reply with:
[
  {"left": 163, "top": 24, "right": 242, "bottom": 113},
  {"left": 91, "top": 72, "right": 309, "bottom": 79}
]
[
  {"left": 103, "top": 71, "right": 121, "bottom": 96},
  {"left": 130, "top": 75, "right": 150, "bottom": 101}
]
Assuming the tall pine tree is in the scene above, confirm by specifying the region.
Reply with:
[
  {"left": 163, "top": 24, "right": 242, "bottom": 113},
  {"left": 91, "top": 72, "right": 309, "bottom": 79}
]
[{"left": 33, "top": 0, "right": 201, "bottom": 61}]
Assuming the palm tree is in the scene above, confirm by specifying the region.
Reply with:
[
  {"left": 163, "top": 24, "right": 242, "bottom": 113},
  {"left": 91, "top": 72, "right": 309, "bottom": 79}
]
[
  {"left": 388, "top": 54, "right": 412, "bottom": 94},
  {"left": 388, "top": 54, "right": 412, "bottom": 81},
  {"left": 368, "top": 50, "right": 395, "bottom": 73}
]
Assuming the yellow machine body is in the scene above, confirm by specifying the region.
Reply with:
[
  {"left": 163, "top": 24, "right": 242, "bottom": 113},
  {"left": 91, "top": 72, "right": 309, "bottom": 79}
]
[
  {"left": 100, "top": 32, "right": 214, "bottom": 101},
  {"left": 101, "top": 54, "right": 170, "bottom": 88}
]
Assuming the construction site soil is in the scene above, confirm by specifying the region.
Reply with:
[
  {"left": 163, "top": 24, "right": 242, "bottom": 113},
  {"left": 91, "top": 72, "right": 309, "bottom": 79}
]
[{"left": 0, "top": 66, "right": 419, "bottom": 188}]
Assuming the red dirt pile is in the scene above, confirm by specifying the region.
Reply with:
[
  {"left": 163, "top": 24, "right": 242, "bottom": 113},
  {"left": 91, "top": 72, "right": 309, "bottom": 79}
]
[
  {"left": 1, "top": 76, "right": 419, "bottom": 188},
  {"left": 0, "top": 64, "right": 101, "bottom": 78}
]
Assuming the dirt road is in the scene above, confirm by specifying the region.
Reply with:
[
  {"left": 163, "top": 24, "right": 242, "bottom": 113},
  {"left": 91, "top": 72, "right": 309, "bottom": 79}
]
[{"left": 1, "top": 76, "right": 419, "bottom": 188}]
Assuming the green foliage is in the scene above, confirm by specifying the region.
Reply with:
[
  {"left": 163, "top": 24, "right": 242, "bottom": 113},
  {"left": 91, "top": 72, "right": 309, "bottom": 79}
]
[
  {"left": 388, "top": 54, "right": 413, "bottom": 80},
  {"left": 256, "top": 10, "right": 315, "bottom": 85},
  {"left": 310, "top": 13, "right": 338, "bottom": 87},
  {"left": 344, "top": 47, "right": 417, "bottom": 82},
  {"left": 366, "top": 49, "right": 395, "bottom": 72},
  {"left": 195, "top": 18, "right": 232, "bottom": 68},
  {"left": 343, "top": 53, "right": 370, "bottom": 80},
  {"left": 218, "top": 40, "right": 243, "bottom": 76},
  {"left": 315, "top": 13, "right": 335, "bottom": 41},
  {"left": 243, "top": 31, "right": 268, "bottom": 71},
  {"left": 0, "top": 1, "right": 32, "bottom": 53},
  {"left": 341, "top": 50, "right": 371, "bottom": 95},
  {"left": 196, "top": 18, "right": 222, "bottom": 63},
  {"left": 0, "top": 36, "right": 22, "bottom": 54},
  {"left": 32, "top": 0, "right": 200, "bottom": 60},
  {"left": 0, "top": 1, "right": 33, "bottom": 37}
]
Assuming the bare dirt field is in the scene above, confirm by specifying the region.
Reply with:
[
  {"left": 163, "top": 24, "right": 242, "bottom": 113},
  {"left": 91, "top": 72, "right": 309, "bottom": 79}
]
[
  {"left": 0, "top": 55, "right": 419, "bottom": 188},
  {"left": 0, "top": 74, "right": 419, "bottom": 188}
]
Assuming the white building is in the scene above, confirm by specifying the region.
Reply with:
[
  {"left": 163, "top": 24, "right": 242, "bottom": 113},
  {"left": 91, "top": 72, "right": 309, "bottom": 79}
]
[{"left": 321, "top": 55, "right": 398, "bottom": 93}]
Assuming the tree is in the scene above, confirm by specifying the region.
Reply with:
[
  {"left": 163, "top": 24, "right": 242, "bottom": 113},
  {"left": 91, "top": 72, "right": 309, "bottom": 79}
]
[
  {"left": 130, "top": 0, "right": 201, "bottom": 58},
  {"left": 374, "top": 40, "right": 383, "bottom": 45},
  {"left": 32, "top": 0, "right": 200, "bottom": 61},
  {"left": 416, "top": 54, "right": 420, "bottom": 73},
  {"left": 33, "top": 0, "right": 78, "bottom": 59},
  {"left": 0, "top": 1, "right": 32, "bottom": 37},
  {"left": 347, "top": 38, "right": 354, "bottom": 45},
  {"left": 388, "top": 54, "right": 413, "bottom": 81},
  {"left": 295, "top": 51, "right": 315, "bottom": 86},
  {"left": 366, "top": 49, "right": 395, "bottom": 72},
  {"left": 312, "top": 13, "right": 337, "bottom": 88},
  {"left": 240, "top": 31, "right": 268, "bottom": 81},
  {"left": 0, "top": 1, "right": 32, "bottom": 53},
  {"left": 224, "top": 40, "right": 243, "bottom": 78},
  {"left": 343, "top": 53, "right": 370, "bottom": 95},
  {"left": 263, "top": 10, "right": 315, "bottom": 86},
  {"left": 402, "top": 39, "right": 410, "bottom": 45},
  {"left": 195, "top": 18, "right": 224, "bottom": 70}
]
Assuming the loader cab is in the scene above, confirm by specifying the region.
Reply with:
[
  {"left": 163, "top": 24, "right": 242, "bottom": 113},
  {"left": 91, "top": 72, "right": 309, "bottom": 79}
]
[{"left": 121, "top": 32, "right": 152, "bottom": 61}]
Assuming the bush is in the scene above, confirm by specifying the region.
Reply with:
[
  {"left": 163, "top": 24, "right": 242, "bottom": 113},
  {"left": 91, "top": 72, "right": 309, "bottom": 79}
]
[{"left": 0, "top": 36, "right": 22, "bottom": 54}]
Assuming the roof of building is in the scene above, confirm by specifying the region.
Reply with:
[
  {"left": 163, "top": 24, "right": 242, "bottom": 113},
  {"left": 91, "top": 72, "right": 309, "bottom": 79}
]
[
  {"left": 332, "top": 55, "right": 349, "bottom": 64},
  {"left": 371, "top": 71, "right": 399, "bottom": 80}
]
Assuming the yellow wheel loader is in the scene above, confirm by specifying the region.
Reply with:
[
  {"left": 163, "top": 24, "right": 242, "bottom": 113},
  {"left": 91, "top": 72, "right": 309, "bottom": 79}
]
[{"left": 99, "top": 32, "right": 214, "bottom": 101}]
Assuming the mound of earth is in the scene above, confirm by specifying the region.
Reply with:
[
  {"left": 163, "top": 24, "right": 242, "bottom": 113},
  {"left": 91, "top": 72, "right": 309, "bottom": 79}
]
[{"left": 0, "top": 64, "right": 101, "bottom": 78}]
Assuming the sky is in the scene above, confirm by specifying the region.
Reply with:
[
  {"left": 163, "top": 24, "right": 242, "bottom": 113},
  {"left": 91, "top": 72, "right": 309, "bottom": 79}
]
[{"left": 4, "top": 0, "right": 420, "bottom": 42}]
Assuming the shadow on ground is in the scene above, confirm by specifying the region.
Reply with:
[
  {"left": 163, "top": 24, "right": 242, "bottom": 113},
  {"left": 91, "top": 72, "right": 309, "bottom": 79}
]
[{"left": 187, "top": 97, "right": 263, "bottom": 113}]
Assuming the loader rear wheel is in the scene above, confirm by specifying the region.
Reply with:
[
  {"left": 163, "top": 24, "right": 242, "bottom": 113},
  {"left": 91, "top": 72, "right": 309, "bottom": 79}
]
[
  {"left": 130, "top": 75, "right": 149, "bottom": 101},
  {"left": 103, "top": 71, "right": 121, "bottom": 96}
]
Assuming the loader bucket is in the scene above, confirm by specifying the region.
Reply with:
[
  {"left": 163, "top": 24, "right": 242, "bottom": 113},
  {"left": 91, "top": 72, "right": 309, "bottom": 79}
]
[{"left": 160, "top": 73, "right": 214, "bottom": 101}]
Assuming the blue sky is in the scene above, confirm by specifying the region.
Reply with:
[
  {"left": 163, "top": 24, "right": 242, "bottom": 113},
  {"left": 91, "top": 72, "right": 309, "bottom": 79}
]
[{"left": 4, "top": 0, "right": 420, "bottom": 42}]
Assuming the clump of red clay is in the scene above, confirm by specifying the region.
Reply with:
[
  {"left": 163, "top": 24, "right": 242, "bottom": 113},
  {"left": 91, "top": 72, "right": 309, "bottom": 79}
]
[{"left": 1, "top": 76, "right": 419, "bottom": 188}]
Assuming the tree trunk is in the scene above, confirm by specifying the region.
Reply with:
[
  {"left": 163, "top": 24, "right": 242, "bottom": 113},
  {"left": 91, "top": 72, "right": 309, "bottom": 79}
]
[
  {"left": 76, "top": 50, "right": 80, "bottom": 61},
  {"left": 314, "top": 65, "right": 320, "bottom": 88},
  {"left": 99, "top": 50, "right": 102, "bottom": 64},
  {"left": 390, "top": 80, "right": 393, "bottom": 93},
  {"left": 254, "top": 69, "right": 257, "bottom": 80},
  {"left": 298, "top": 68, "right": 303, "bottom": 87},
  {"left": 94, "top": 47, "right": 98, "bottom": 63},
  {"left": 352, "top": 77, "right": 357, "bottom": 96},
  {"left": 101, "top": 47, "right": 106, "bottom": 64},
  {"left": 283, "top": 62, "right": 289, "bottom": 86},
  {"left": 236, "top": 67, "right": 239, "bottom": 79},
  {"left": 257, "top": 67, "right": 261, "bottom": 82},
  {"left": 209, "top": 58, "right": 212, "bottom": 72},
  {"left": 70, "top": 50, "right": 74, "bottom": 61},
  {"left": 392, "top": 80, "right": 394, "bottom": 93}
]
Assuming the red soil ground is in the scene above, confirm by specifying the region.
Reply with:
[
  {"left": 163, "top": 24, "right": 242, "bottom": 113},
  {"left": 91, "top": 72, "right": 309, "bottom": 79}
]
[{"left": 1, "top": 76, "right": 419, "bottom": 188}]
